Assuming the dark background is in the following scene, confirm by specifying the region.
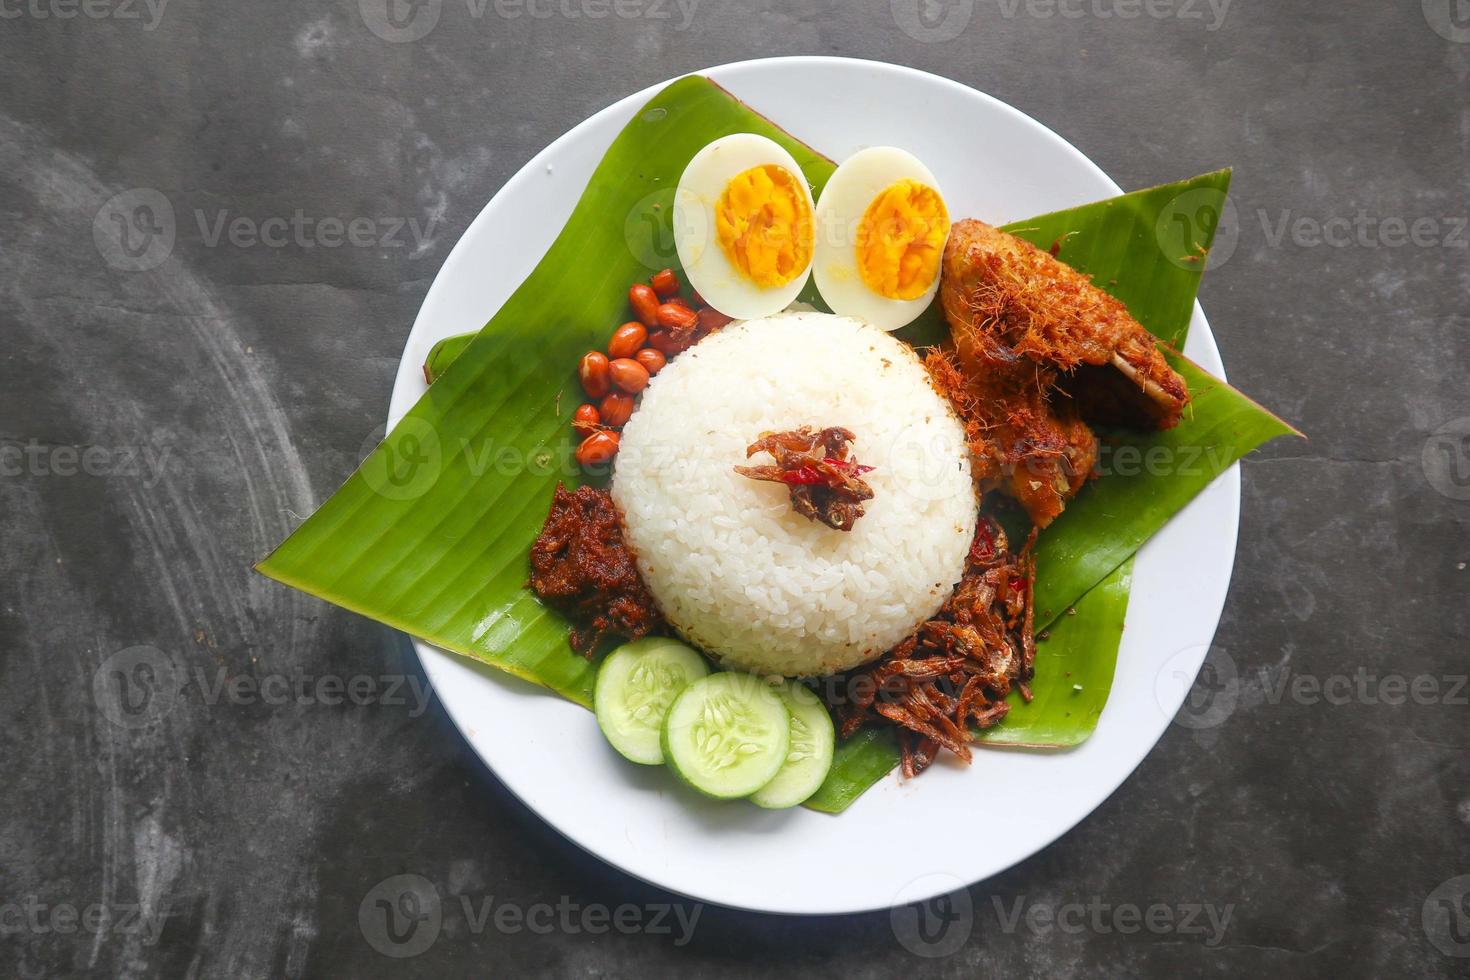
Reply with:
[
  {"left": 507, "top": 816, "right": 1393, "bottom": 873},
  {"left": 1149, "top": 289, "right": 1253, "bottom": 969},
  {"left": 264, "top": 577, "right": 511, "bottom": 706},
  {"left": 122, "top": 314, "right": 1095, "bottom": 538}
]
[{"left": 3, "top": 1, "right": 1468, "bottom": 976}]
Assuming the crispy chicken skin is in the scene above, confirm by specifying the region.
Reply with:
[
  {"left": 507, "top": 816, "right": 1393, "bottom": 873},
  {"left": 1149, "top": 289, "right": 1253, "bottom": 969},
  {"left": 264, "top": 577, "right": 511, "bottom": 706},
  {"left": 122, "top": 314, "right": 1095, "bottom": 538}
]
[
  {"left": 926, "top": 347, "right": 1098, "bottom": 529},
  {"left": 936, "top": 219, "right": 1189, "bottom": 526}
]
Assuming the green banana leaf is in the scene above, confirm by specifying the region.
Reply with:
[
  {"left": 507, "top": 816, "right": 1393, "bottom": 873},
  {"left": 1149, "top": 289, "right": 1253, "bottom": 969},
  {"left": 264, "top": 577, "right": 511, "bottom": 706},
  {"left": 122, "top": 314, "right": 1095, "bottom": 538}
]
[
  {"left": 1006, "top": 170, "right": 1230, "bottom": 348},
  {"left": 259, "top": 76, "right": 835, "bottom": 706},
  {"left": 422, "top": 333, "right": 474, "bottom": 385},
  {"left": 259, "top": 76, "right": 1296, "bottom": 814},
  {"left": 803, "top": 726, "right": 902, "bottom": 814},
  {"left": 983, "top": 560, "right": 1134, "bottom": 747},
  {"left": 1030, "top": 356, "right": 1298, "bottom": 624}
]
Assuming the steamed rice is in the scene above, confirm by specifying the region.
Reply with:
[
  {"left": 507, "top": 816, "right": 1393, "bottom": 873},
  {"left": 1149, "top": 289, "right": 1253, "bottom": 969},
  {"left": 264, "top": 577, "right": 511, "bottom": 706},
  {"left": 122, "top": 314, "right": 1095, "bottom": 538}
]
[{"left": 612, "top": 311, "right": 977, "bottom": 677}]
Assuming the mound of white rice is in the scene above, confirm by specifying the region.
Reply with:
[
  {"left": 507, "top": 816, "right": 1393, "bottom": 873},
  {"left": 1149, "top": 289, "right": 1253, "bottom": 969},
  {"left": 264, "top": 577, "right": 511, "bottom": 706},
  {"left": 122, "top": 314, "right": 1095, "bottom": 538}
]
[{"left": 612, "top": 311, "right": 976, "bottom": 677}]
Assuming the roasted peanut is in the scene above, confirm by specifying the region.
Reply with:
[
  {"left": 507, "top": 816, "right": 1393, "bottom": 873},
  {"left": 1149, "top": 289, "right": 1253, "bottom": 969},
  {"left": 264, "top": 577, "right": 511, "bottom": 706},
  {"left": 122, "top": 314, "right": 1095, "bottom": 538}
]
[
  {"left": 628, "top": 283, "right": 660, "bottom": 328},
  {"left": 578, "top": 351, "right": 611, "bottom": 399},
  {"left": 608, "top": 321, "right": 647, "bottom": 359},
  {"left": 599, "top": 391, "right": 635, "bottom": 427},
  {"left": 608, "top": 357, "right": 650, "bottom": 393},
  {"left": 576, "top": 431, "right": 619, "bottom": 466},
  {"left": 634, "top": 347, "right": 666, "bottom": 376},
  {"left": 657, "top": 302, "right": 699, "bottom": 334},
  {"left": 571, "top": 403, "right": 601, "bottom": 436},
  {"left": 650, "top": 268, "right": 680, "bottom": 298}
]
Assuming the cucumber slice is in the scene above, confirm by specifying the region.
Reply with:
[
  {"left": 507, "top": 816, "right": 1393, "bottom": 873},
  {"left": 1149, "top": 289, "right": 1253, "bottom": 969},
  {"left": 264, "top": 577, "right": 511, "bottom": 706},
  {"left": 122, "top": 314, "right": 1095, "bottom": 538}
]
[
  {"left": 594, "top": 638, "right": 710, "bottom": 765},
  {"left": 661, "top": 673, "right": 790, "bottom": 799},
  {"left": 749, "top": 681, "right": 837, "bottom": 809}
]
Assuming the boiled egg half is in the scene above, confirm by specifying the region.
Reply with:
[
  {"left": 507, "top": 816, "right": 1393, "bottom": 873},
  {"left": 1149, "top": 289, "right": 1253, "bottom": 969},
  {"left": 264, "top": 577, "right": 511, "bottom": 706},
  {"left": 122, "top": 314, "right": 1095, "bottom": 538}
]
[
  {"left": 672, "top": 134, "right": 816, "bottom": 320},
  {"left": 813, "top": 147, "right": 950, "bottom": 331}
]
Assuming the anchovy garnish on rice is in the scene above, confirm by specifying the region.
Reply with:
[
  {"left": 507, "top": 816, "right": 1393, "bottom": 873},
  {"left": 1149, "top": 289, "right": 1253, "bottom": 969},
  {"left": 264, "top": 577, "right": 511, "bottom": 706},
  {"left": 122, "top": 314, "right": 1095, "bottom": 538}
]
[{"left": 734, "top": 425, "right": 876, "bottom": 532}]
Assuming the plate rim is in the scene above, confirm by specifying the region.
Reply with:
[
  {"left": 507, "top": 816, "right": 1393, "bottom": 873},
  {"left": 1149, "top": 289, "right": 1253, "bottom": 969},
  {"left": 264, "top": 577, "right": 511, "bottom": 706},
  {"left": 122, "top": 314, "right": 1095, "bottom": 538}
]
[{"left": 387, "top": 55, "right": 1238, "bottom": 916}]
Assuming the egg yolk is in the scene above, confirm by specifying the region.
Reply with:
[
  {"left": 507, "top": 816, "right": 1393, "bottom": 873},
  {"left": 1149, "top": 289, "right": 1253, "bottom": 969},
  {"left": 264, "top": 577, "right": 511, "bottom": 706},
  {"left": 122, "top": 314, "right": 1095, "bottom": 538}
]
[
  {"left": 715, "top": 165, "right": 814, "bottom": 289},
  {"left": 855, "top": 180, "right": 949, "bottom": 301}
]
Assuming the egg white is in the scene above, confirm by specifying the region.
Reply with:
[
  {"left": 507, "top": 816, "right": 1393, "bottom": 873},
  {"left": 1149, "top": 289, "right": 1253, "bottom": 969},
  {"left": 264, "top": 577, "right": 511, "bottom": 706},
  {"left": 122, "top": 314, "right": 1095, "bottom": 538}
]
[
  {"left": 672, "top": 133, "right": 816, "bottom": 321},
  {"left": 813, "top": 147, "right": 949, "bottom": 332}
]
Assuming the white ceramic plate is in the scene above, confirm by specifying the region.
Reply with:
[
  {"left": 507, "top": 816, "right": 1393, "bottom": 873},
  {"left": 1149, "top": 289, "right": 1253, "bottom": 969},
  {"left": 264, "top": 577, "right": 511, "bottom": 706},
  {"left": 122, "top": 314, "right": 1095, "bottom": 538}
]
[{"left": 388, "top": 57, "right": 1236, "bottom": 915}]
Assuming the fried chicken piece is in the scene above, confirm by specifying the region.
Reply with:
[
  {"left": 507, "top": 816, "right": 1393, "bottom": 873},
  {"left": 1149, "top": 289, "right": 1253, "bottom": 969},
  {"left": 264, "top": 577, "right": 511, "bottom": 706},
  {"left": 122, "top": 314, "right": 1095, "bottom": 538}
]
[
  {"left": 934, "top": 219, "right": 1189, "bottom": 526},
  {"left": 941, "top": 218, "right": 1189, "bottom": 428},
  {"left": 925, "top": 348, "right": 1097, "bottom": 528}
]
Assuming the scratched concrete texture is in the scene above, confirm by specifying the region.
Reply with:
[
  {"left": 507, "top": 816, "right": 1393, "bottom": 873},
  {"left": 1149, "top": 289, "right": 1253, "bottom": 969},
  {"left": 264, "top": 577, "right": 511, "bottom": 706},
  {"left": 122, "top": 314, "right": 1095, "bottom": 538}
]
[{"left": 1, "top": 0, "right": 1467, "bottom": 976}]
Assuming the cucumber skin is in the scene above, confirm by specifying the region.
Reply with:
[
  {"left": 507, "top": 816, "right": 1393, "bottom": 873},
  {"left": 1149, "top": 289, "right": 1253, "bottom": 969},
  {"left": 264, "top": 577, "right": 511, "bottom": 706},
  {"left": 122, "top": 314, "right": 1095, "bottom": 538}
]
[
  {"left": 594, "top": 638, "right": 710, "bottom": 766},
  {"left": 660, "top": 675, "right": 791, "bottom": 801},
  {"left": 750, "top": 682, "right": 837, "bottom": 810}
]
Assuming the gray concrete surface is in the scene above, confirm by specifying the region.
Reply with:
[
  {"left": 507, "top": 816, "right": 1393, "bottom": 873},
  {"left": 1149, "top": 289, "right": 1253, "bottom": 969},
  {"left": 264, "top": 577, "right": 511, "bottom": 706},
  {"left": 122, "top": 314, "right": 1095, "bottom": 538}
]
[{"left": 3, "top": 1, "right": 1468, "bottom": 976}]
